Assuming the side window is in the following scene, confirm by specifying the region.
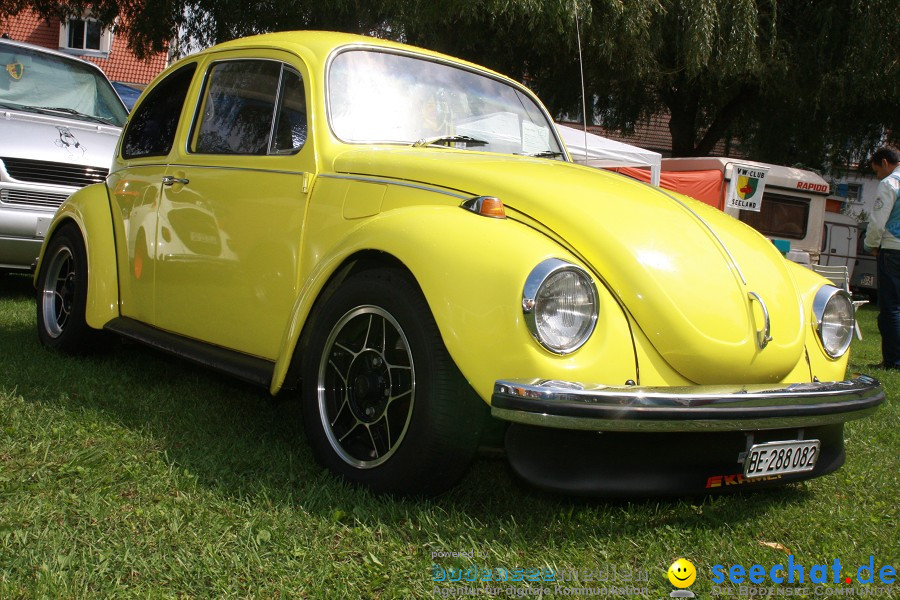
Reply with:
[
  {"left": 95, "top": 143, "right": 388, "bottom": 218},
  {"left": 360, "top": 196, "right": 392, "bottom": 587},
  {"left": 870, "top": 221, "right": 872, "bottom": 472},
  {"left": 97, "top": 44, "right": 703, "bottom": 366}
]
[
  {"left": 193, "top": 60, "right": 280, "bottom": 155},
  {"left": 122, "top": 63, "right": 196, "bottom": 159},
  {"left": 192, "top": 60, "right": 307, "bottom": 155}
]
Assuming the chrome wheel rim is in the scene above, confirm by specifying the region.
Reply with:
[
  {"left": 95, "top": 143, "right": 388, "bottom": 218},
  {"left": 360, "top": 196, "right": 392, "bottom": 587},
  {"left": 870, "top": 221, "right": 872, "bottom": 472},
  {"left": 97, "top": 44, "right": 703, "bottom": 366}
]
[
  {"left": 41, "top": 245, "right": 76, "bottom": 339},
  {"left": 317, "top": 306, "right": 415, "bottom": 468}
]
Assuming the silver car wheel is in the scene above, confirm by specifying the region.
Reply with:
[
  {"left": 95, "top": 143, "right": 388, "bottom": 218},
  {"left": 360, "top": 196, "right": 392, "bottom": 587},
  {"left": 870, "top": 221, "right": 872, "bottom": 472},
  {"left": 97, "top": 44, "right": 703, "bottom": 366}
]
[
  {"left": 317, "top": 305, "right": 416, "bottom": 469},
  {"left": 41, "top": 245, "right": 76, "bottom": 339}
]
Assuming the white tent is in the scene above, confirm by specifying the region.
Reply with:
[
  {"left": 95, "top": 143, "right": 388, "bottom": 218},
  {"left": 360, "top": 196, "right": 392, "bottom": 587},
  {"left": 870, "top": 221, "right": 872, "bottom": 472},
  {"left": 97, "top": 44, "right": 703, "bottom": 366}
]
[{"left": 555, "top": 123, "right": 661, "bottom": 186}]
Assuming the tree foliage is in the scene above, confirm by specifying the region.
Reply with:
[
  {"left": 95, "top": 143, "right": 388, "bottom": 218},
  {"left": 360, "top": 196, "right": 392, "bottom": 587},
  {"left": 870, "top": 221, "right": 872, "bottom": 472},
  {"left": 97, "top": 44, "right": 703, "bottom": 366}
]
[{"left": 3, "top": 0, "right": 896, "bottom": 167}]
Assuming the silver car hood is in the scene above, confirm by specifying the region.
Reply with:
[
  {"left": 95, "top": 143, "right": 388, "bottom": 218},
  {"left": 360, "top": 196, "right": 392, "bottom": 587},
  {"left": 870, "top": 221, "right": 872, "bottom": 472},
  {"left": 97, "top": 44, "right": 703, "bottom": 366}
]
[{"left": 0, "top": 109, "right": 121, "bottom": 169}]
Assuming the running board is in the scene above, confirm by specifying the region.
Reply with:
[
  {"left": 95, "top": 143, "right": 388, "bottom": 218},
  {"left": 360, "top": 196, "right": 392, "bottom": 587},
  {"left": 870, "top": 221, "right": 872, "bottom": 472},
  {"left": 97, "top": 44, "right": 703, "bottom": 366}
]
[{"left": 104, "top": 317, "right": 274, "bottom": 388}]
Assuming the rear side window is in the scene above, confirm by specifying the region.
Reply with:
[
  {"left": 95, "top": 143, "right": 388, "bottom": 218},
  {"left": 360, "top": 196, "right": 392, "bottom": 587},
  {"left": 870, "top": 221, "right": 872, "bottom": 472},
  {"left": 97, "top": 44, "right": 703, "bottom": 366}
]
[
  {"left": 192, "top": 60, "right": 306, "bottom": 155},
  {"left": 739, "top": 193, "right": 810, "bottom": 240},
  {"left": 122, "top": 63, "right": 196, "bottom": 159}
]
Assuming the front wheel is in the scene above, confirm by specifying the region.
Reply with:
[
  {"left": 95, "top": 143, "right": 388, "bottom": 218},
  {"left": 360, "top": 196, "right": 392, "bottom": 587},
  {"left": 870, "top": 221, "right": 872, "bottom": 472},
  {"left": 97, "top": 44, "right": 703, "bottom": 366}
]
[
  {"left": 36, "top": 223, "right": 97, "bottom": 353},
  {"left": 300, "top": 268, "right": 486, "bottom": 495}
]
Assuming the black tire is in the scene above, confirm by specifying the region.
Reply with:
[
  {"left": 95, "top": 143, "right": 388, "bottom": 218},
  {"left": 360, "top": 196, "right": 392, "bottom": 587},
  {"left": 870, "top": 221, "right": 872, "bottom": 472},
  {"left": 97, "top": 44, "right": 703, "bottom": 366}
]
[
  {"left": 36, "top": 223, "right": 97, "bottom": 353},
  {"left": 300, "top": 268, "right": 487, "bottom": 495}
]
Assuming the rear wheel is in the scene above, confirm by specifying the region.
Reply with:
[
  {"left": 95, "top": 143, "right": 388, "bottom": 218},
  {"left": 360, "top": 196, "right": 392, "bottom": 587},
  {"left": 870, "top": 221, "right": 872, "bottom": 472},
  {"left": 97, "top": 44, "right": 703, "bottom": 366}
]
[
  {"left": 36, "top": 223, "right": 97, "bottom": 353},
  {"left": 301, "top": 268, "right": 486, "bottom": 495}
]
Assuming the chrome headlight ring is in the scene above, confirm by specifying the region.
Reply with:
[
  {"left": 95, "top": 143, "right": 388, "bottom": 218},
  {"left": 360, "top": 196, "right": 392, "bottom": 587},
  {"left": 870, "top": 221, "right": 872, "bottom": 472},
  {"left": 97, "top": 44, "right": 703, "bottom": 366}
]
[
  {"left": 522, "top": 258, "right": 599, "bottom": 354},
  {"left": 812, "top": 285, "right": 855, "bottom": 358}
]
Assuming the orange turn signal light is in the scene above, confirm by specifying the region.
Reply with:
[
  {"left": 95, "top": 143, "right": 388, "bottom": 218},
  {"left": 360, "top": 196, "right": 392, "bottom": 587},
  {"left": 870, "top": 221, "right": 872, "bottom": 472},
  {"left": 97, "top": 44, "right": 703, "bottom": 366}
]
[{"left": 461, "top": 196, "right": 506, "bottom": 219}]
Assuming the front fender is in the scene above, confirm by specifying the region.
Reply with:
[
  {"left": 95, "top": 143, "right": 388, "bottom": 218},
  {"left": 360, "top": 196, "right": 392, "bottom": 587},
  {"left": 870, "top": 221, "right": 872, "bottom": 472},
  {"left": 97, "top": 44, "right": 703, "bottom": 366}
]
[
  {"left": 271, "top": 205, "right": 637, "bottom": 401},
  {"left": 34, "top": 183, "right": 119, "bottom": 330},
  {"left": 784, "top": 260, "right": 851, "bottom": 382}
]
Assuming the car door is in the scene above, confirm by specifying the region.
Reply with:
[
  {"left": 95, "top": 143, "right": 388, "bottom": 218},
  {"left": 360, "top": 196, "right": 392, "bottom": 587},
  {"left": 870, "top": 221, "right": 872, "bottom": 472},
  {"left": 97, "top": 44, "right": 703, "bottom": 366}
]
[
  {"left": 108, "top": 62, "right": 200, "bottom": 325},
  {"left": 153, "top": 51, "right": 314, "bottom": 360}
]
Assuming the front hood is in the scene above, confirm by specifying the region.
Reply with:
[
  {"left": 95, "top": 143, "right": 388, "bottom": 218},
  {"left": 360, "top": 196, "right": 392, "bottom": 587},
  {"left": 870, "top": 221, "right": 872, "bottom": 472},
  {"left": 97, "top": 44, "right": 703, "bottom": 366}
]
[
  {"left": 0, "top": 110, "right": 120, "bottom": 169},
  {"left": 334, "top": 148, "right": 807, "bottom": 384}
]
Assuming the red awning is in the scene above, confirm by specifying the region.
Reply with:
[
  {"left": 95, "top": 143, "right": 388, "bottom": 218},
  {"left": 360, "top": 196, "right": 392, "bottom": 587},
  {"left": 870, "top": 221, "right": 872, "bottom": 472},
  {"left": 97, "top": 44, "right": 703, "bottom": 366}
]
[{"left": 611, "top": 167, "right": 727, "bottom": 209}]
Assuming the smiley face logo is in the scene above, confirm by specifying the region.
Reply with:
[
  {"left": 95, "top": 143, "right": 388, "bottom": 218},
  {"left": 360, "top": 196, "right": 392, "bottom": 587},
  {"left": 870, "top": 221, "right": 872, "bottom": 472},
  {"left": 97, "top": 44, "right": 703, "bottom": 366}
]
[{"left": 667, "top": 558, "right": 696, "bottom": 588}]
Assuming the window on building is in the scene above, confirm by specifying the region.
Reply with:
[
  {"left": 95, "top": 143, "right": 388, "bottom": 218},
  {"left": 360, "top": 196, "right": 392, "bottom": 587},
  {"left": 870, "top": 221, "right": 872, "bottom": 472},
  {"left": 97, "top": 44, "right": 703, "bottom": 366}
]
[
  {"left": 59, "top": 17, "right": 113, "bottom": 55},
  {"left": 846, "top": 183, "right": 863, "bottom": 203},
  {"left": 68, "top": 19, "right": 101, "bottom": 50}
]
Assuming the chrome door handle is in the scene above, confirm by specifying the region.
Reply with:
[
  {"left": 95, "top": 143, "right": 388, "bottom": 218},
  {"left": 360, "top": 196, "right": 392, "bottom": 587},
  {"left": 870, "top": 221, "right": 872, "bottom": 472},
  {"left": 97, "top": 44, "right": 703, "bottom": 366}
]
[{"left": 162, "top": 176, "right": 189, "bottom": 186}]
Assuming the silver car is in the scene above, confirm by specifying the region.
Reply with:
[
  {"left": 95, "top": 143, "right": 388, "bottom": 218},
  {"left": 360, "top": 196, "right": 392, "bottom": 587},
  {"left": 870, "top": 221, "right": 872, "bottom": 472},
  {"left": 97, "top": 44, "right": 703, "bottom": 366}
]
[{"left": 0, "top": 38, "right": 127, "bottom": 271}]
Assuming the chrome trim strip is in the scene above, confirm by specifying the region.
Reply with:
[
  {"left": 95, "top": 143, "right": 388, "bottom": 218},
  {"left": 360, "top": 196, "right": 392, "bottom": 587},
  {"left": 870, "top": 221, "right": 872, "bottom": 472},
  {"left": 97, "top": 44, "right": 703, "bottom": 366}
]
[
  {"left": 652, "top": 186, "right": 748, "bottom": 285},
  {"left": 491, "top": 375, "right": 883, "bottom": 432},
  {"left": 318, "top": 173, "right": 470, "bottom": 199},
  {"left": 165, "top": 163, "right": 307, "bottom": 177}
]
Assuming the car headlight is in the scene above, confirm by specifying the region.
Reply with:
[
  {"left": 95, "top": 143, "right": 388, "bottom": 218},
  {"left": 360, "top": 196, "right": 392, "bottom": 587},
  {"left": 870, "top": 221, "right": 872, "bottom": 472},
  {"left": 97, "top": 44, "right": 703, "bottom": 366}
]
[
  {"left": 813, "top": 286, "right": 855, "bottom": 358},
  {"left": 522, "top": 258, "right": 598, "bottom": 354}
]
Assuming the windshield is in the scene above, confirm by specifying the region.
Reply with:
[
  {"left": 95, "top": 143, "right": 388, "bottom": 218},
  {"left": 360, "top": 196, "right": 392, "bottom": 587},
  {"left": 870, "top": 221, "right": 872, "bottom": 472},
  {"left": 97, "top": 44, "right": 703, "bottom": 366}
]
[
  {"left": 328, "top": 49, "right": 563, "bottom": 157},
  {"left": 0, "top": 41, "right": 128, "bottom": 126}
]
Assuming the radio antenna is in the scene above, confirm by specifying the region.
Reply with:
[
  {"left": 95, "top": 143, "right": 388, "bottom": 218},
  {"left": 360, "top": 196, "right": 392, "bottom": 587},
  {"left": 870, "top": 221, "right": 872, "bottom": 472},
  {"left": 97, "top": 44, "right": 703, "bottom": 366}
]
[{"left": 574, "top": 4, "right": 588, "bottom": 164}]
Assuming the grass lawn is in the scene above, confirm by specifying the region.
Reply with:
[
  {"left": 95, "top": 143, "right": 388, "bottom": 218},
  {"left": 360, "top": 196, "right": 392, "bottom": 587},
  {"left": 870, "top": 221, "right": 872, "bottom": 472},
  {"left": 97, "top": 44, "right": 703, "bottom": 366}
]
[{"left": 0, "top": 272, "right": 896, "bottom": 598}]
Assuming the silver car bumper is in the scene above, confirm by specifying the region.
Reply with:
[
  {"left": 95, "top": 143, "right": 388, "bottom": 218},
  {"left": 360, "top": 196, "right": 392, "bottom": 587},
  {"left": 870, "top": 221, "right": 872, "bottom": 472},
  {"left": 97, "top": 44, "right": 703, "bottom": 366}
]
[{"left": 491, "top": 375, "right": 883, "bottom": 432}]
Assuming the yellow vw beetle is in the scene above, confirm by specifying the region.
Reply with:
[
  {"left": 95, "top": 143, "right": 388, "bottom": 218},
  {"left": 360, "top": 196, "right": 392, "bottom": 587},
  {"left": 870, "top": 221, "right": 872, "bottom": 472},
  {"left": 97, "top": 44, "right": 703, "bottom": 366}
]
[{"left": 34, "top": 31, "right": 883, "bottom": 495}]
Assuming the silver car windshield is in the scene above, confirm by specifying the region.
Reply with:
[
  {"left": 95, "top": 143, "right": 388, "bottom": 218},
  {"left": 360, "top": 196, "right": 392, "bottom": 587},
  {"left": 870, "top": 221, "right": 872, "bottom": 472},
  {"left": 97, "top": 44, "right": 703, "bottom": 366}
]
[
  {"left": 328, "top": 49, "right": 563, "bottom": 157},
  {"left": 0, "top": 41, "right": 127, "bottom": 127}
]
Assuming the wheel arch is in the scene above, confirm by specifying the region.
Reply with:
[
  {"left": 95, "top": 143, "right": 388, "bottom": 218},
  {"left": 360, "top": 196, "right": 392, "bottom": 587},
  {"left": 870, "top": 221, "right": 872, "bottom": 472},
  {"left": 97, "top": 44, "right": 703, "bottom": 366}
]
[
  {"left": 277, "top": 249, "right": 418, "bottom": 394},
  {"left": 269, "top": 205, "right": 612, "bottom": 401},
  {"left": 34, "top": 184, "right": 119, "bottom": 330}
]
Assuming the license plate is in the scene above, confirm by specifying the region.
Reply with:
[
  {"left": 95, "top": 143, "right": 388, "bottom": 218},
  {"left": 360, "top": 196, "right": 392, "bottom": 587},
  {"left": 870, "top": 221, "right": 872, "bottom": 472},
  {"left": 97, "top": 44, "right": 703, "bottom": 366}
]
[
  {"left": 861, "top": 274, "right": 875, "bottom": 287},
  {"left": 743, "top": 439, "right": 820, "bottom": 478}
]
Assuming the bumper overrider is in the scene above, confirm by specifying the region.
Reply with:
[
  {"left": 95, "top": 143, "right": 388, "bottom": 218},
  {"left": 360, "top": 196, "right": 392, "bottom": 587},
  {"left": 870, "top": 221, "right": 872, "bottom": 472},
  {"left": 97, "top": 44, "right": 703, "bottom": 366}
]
[{"left": 491, "top": 376, "right": 884, "bottom": 496}]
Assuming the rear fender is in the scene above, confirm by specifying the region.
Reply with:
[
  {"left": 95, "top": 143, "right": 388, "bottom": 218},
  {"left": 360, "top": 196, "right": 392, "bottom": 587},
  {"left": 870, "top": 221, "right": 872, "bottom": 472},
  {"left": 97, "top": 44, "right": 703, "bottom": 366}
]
[{"left": 34, "top": 183, "right": 119, "bottom": 329}]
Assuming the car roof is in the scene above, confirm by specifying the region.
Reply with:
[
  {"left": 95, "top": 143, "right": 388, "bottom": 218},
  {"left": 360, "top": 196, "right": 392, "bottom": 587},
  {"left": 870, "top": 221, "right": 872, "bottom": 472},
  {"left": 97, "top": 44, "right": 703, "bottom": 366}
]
[
  {"left": 200, "top": 30, "right": 512, "bottom": 83},
  {"left": 0, "top": 37, "right": 111, "bottom": 75}
]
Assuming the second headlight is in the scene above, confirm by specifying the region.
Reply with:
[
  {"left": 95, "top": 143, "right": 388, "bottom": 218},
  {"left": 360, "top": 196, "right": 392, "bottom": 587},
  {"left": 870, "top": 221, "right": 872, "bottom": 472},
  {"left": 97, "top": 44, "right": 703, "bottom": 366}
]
[
  {"left": 523, "top": 258, "right": 598, "bottom": 354},
  {"left": 813, "top": 285, "right": 855, "bottom": 358}
]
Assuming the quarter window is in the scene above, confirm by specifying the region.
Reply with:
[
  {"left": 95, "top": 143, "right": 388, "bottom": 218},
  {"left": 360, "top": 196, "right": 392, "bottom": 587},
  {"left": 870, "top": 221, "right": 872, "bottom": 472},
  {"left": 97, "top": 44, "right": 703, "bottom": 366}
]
[
  {"left": 192, "top": 60, "right": 307, "bottom": 156},
  {"left": 121, "top": 63, "right": 197, "bottom": 159},
  {"left": 272, "top": 68, "right": 307, "bottom": 154}
]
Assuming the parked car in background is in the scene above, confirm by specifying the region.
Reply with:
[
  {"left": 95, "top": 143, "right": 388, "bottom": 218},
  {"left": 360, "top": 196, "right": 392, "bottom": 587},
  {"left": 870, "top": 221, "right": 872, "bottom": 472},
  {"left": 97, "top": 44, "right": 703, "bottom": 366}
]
[
  {"left": 111, "top": 81, "right": 143, "bottom": 111},
  {"left": 852, "top": 224, "right": 878, "bottom": 299},
  {"left": 34, "top": 31, "right": 882, "bottom": 496},
  {"left": 0, "top": 38, "right": 127, "bottom": 272}
]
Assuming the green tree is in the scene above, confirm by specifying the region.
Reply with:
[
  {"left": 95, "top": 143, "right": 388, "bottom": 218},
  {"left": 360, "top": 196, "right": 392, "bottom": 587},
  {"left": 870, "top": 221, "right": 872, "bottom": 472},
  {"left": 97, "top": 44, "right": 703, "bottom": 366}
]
[{"left": 4, "top": 0, "right": 896, "bottom": 167}]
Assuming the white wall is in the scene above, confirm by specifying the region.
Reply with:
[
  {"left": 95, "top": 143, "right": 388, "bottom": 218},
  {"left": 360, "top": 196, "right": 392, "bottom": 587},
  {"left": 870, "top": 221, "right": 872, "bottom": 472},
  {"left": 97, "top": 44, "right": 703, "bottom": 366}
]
[{"left": 829, "top": 172, "right": 881, "bottom": 223}]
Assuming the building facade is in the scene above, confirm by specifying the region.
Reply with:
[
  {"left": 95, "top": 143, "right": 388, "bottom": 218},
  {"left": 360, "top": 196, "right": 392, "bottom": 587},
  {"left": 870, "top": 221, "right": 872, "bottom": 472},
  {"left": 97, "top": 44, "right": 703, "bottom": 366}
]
[{"left": 1, "top": 9, "right": 167, "bottom": 87}]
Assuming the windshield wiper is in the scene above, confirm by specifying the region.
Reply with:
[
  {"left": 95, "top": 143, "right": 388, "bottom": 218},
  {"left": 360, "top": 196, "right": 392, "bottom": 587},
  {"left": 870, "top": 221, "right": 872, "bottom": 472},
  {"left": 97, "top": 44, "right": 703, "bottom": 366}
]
[
  {"left": 412, "top": 135, "right": 488, "bottom": 148},
  {"left": 18, "top": 105, "right": 116, "bottom": 125},
  {"left": 520, "top": 150, "right": 565, "bottom": 158}
]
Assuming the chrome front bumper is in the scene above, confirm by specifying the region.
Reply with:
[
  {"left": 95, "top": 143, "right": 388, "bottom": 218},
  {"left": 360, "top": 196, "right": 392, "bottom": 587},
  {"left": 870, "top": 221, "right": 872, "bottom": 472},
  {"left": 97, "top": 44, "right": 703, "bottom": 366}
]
[{"left": 491, "top": 376, "right": 883, "bottom": 432}]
